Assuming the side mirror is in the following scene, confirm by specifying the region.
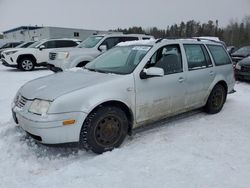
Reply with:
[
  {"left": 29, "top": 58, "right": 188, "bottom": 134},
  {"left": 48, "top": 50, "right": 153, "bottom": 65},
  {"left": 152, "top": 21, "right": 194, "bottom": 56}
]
[
  {"left": 99, "top": 45, "right": 107, "bottom": 52},
  {"left": 140, "top": 67, "right": 164, "bottom": 79},
  {"left": 39, "top": 45, "right": 45, "bottom": 50}
]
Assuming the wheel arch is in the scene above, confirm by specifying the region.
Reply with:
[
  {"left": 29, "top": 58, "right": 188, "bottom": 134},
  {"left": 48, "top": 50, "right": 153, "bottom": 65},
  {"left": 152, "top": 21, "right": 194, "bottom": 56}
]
[
  {"left": 17, "top": 54, "right": 37, "bottom": 64},
  {"left": 83, "top": 100, "right": 134, "bottom": 135},
  {"left": 216, "top": 80, "right": 228, "bottom": 93}
]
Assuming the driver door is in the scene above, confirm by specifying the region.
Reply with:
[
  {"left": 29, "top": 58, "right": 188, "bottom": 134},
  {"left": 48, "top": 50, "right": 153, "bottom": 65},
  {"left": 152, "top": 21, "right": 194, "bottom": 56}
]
[{"left": 135, "top": 44, "right": 187, "bottom": 124}]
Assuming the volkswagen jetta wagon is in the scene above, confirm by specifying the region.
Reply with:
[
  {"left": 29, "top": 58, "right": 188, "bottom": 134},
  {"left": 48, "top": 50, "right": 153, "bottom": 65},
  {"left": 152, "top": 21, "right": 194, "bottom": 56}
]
[{"left": 12, "top": 38, "right": 235, "bottom": 154}]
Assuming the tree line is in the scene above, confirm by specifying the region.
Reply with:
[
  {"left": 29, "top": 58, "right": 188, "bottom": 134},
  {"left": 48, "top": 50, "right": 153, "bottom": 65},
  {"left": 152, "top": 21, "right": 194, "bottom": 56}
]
[{"left": 112, "top": 16, "right": 250, "bottom": 47}]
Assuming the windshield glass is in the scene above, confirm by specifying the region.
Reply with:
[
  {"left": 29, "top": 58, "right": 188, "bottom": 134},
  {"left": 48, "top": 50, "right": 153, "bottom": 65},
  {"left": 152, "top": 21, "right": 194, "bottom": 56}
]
[
  {"left": 77, "top": 36, "right": 104, "bottom": 48},
  {"left": 15, "top": 42, "right": 34, "bottom": 48},
  {"left": 233, "top": 47, "right": 250, "bottom": 56},
  {"left": 85, "top": 45, "right": 151, "bottom": 74},
  {"left": 28, "top": 41, "right": 43, "bottom": 48}
]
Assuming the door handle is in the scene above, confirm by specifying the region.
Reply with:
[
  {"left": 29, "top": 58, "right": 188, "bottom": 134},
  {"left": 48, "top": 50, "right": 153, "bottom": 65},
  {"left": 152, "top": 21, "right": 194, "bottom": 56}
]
[
  {"left": 178, "top": 77, "right": 185, "bottom": 83},
  {"left": 209, "top": 71, "right": 215, "bottom": 76}
]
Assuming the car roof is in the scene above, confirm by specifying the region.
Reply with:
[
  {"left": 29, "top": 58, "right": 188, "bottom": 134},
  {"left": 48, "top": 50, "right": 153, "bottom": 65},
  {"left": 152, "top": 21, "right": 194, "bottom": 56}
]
[
  {"left": 93, "top": 33, "right": 154, "bottom": 38},
  {"left": 117, "top": 38, "right": 223, "bottom": 47}
]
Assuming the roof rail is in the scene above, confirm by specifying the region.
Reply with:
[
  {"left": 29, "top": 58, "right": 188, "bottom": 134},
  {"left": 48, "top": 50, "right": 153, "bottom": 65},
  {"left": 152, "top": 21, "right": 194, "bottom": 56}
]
[{"left": 155, "top": 38, "right": 163, "bottom": 43}]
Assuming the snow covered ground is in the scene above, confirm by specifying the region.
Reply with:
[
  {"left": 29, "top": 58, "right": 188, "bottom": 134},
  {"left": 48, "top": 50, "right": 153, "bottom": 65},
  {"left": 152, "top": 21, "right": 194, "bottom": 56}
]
[{"left": 0, "top": 64, "right": 250, "bottom": 188}]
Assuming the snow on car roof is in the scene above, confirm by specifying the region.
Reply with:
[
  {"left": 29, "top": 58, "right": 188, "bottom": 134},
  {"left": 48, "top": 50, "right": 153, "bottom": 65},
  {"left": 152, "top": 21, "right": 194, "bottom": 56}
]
[{"left": 117, "top": 39, "right": 155, "bottom": 47}]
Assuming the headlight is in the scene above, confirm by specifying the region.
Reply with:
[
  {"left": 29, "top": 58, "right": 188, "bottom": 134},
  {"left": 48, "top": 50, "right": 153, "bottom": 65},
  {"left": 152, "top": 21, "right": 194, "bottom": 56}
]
[
  {"left": 56, "top": 52, "right": 69, "bottom": 60},
  {"left": 29, "top": 99, "right": 51, "bottom": 115},
  {"left": 5, "top": 50, "right": 18, "bottom": 55},
  {"left": 235, "top": 63, "right": 241, "bottom": 70}
]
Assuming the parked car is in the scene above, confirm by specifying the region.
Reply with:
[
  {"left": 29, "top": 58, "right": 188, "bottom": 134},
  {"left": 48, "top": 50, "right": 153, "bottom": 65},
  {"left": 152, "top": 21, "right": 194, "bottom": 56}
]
[
  {"left": 235, "top": 56, "right": 250, "bottom": 81},
  {"left": 1, "top": 38, "right": 81, "bottom": 71},
  {"left": 231, "top": 46, "right": 250, "bottom": 64},
  {"left": 47, "top": 34, "right": 154, "bottom": 72},
  {"left": 0, "top": 41, "right": 35, "bottom": 59},
  {"left": 0, "top": 41, "right": 22, "bottom": 50},
  {"left": 12, "top": 39, "right": 235, "bottom": 154},
  {"left": 0, "top": 41, "right": 23, "bottom": 56}
]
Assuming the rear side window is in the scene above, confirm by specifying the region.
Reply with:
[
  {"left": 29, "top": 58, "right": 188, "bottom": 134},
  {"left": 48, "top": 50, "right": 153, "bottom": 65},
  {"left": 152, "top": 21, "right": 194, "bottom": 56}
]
[
  {"left": 121, "top": 37, "right": 138, "bottom": 42},
  {"left": 184, "top": 44, "right": 208, "bottom": 70},
  {"left": 44, "top": 41, "right": 56, "bottom": 48},
  {"left": 55, "top": 40, "right": 78, "bottom": 48},
  {"left": 207, "top": 45, "right": 231, "bottom": 66}
]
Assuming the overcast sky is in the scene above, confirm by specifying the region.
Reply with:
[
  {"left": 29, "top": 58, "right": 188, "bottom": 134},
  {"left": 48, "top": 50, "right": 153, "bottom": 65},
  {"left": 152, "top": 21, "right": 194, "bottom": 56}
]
[{"left": 0, "top": 0, "right": 249, "bottom": 32}]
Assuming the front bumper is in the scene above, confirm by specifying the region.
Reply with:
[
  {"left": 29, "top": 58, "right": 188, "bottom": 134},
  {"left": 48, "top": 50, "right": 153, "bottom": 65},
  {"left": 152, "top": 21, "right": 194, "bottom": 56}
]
[
  {"left": 2, "top": 59, "right": 18, "bottom": 68},
  {"left": 235, "top": 70, "right": 250, "bottom": 81},
  {"left": 12, "top": 107, "right": 87, "bottom": 144}
]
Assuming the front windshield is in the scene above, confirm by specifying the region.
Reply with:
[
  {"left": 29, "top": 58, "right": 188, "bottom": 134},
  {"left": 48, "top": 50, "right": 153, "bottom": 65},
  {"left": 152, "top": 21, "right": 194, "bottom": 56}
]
[
  {"left": 77, "top": 36, "right": 104, "bottom": 48},
  {"left": 85, "top": 45, "right": 152, "bottom": 74},
  {"left": 28, "top": 41, "right": 43, "bottom": 48},
  {"left": 233, "top": 47, "right": 250, "bottom": 56},
  {"left": 15, "top": 42, "right": 34, "bottom": 48}
]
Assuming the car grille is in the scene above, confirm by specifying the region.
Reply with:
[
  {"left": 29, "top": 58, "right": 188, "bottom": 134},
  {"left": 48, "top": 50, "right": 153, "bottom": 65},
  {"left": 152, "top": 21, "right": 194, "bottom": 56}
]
[
  {"left": 241, "top": 66, "right": 250, "bottom": 72},
  {"left": 16, "top": 95, "right": 28, "bottom": 109},
  {"left": 49, "top": 52, "right": 57, "bottom": 60}
]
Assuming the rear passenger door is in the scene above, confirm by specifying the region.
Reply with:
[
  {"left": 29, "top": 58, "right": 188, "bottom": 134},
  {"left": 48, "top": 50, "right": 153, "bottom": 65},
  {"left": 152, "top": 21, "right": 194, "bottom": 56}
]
[{"left": 183, "top": 44, "right": 215, "bottom": 108}]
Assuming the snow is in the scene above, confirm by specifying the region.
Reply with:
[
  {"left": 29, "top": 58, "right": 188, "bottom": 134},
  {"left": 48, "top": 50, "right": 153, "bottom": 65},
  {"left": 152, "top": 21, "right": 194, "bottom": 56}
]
[
  {"left": 117, "top": 39, "right": 155, "bottom": 46},
  {"left": 0, "top": 64, "right": 250, "bottom": 188}
]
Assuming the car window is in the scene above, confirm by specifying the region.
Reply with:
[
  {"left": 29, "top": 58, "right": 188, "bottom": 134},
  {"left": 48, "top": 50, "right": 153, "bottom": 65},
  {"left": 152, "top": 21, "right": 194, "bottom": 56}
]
[
  {"left": 207, "top": 45, "right": 231, "bottom": 66},
  {"left": 43, "top": 41, "right": 57, "bottom": 49},
  {"left": 184, "top": 44, "right": 209, "bottom": 70},
  {"left": 121, "top": 37, "right": 139, "bottom": 42},
  {"left": 55, "top": 40, "right": 78, "bottom": 48},
  {"left": 85, "top": 45, "right": 151, "bottom": 74},
  {"left": 78, "top": 36, "right": 104, "bottom": 48},
  {"left": 146, "top": 44, "right": 182, "bottom": 75},
  {"left": 100, "top": 37, "right": 121, "bottom": 50}
]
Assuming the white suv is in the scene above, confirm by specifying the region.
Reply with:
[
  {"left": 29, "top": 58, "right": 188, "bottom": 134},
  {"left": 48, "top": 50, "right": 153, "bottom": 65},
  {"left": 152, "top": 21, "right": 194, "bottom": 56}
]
[
  {"left": 47, "top": 34, "right": 154, "bottom": 72},
  {"left": 1, "top": 38, "right": 80, "bottom": 71}
]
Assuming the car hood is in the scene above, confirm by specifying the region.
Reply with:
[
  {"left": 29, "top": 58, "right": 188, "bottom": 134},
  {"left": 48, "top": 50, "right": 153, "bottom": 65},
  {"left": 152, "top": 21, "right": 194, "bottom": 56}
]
[
  {"left": 20, "top": 69, "right": 120, "bottom": 100},
  {"left": 231, "top": 52, "right": 248, "bottom": 58},
  {"left": 51, "top": 47, "right": 95, "bottom": 55},
  {"left": 238, "top": 57, "right": 250, "bottom": 66}
]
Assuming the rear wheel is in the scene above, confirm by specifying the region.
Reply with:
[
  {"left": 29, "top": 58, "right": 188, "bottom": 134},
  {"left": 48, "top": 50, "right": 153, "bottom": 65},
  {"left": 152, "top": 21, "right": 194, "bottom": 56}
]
[
  {"left": 205, "top": 84, "right": 226, "bottom": 114},
  {"left": 19, "top": 58, "right": 35, "bottom": 71},
  {"left": 79, "top": 106, "right": 128, "bottom": 154}
]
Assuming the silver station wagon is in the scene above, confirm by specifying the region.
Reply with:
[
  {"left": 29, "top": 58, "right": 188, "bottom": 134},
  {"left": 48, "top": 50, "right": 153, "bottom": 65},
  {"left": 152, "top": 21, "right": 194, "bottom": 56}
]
[{"left": 12, "top": 39, "right": 235, "bottom": 154}]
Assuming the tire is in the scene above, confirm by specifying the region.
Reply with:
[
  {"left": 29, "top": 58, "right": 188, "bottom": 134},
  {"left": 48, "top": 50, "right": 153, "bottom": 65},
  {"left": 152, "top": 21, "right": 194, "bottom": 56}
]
[
  {"left": 19, "top": 57, "right": 35, "bottom": 71},
  {"left": 205, "top": 84, "right": 226, "bottom": 114},
  {"left": 79, "top": 106, "right": 128, "bottom": 154}
]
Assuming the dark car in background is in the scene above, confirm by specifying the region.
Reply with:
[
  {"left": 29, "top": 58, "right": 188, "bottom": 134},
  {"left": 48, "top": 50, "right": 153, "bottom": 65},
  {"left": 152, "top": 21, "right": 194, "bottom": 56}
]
[
  {"left": 231, "top": 46, "right": 250, "bottom": 64},
  {"left": 235, "top": 57, "right": 250, "bottom": 81},
  {"left": 227, "top": 46, "right": 237, "bottom": 55},
  {"left": 0, "top": 41, "right": 22, "bottom": 50}
]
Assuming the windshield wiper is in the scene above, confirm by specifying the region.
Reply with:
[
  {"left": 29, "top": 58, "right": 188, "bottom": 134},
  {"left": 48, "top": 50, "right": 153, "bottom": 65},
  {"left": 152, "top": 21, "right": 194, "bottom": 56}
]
[{"left": 85, "top": 67, "right": 108, "bottom": 74}]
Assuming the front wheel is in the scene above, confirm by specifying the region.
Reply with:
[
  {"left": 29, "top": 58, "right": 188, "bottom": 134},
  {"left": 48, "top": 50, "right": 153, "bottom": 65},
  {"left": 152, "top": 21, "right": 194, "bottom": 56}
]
[
  {"left": 19, "top": 58, "right": 35, "bottom": 71},
  {"left": 79, "top": 106, "right": 128, "bottom": 154},
  {"left": 205, "top": 84, "right": 226, "bottom": 114}
]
